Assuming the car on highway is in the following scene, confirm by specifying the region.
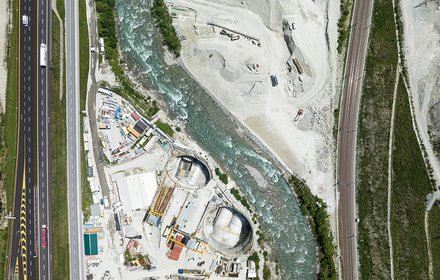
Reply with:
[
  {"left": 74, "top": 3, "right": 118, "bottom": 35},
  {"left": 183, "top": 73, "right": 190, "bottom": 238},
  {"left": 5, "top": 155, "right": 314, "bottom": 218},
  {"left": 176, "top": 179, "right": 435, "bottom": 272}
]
[
  {"left": 22, "top": 15, "right": 28, "bottom": 27},
  {"left": 41, "top": 224, "right": 48, "bottom": 249}
]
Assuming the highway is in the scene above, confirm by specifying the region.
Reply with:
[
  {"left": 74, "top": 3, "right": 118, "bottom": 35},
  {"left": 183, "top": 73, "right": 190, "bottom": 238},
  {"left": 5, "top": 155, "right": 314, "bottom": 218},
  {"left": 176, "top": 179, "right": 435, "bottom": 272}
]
[
  {"left": 337, "top": 0, "right": 374, "bottom": 279},
  {"left": 7, "top": 0, "right": 53, "bottom": 278},
  {"left": 36, "top": 0, "right": 53, "bottom": 277},
  {"left": 7, "top": 0, "right": 38, "bottom": 278},
  {"left": 65, "top": 0, "right": 84, "bottom": 278}
]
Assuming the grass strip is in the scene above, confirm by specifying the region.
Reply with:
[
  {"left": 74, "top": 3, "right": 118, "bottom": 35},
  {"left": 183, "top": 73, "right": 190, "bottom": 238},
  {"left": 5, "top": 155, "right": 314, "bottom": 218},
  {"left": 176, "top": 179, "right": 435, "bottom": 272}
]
[
  {"left": 79, "top": 0, "right": 89, "bottom": 111},
  {"left": 2, "top": 0, "right": 19, "bottom": 276},
  {"left": 428, "top": 205, "right": 440, "bottom": 278},
  {"left": 51, "top": 10, "right": 70, "bottom": 278},
  {"left": 390, "top": 77, "right": 431, "bottom": 279},
  {"left": 156, "top": 120, "right": 174, "bottom": 137},
  {"left": 0, "top": 226, "right": 7, "bottom": 278},
  {"left": 289, "top": 176, "right": 337, "bottom": 280},
  {"left": 81, "top": 140, "right": 92, "bottom": 221},
  {"left": 4, "top": 0, "right": 19, "bottom": 210},
  {"left": 151, "top": 0, "right": 181, "bottom": 57},
  {"left": 356, "top": 0, "right": 398, "bottom": 278},
  {"left": 0, "top": 112, "right": 9, "bottom": 278},
  {"left": 79, "top": 0, "right": 92, "bottom": 220}
]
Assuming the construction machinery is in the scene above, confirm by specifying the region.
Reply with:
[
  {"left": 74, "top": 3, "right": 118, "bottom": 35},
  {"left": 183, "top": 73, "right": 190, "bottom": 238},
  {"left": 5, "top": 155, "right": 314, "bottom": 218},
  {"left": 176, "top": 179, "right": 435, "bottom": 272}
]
[{"left": 294, "top": 108, "right": 304, "bottom": 121}]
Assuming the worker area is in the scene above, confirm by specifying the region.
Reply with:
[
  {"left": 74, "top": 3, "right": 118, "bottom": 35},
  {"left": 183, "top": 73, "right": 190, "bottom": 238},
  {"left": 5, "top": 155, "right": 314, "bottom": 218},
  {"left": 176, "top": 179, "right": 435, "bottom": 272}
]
[{"left": 83, "top": 89, "right": 258, "bottom": 279}]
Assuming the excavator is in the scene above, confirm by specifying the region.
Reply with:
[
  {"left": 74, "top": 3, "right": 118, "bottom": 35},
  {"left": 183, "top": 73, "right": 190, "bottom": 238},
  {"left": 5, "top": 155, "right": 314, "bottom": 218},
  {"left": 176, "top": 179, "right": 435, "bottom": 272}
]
[{"left": 294, "top": 108, "right": 304, "bottom": 122}]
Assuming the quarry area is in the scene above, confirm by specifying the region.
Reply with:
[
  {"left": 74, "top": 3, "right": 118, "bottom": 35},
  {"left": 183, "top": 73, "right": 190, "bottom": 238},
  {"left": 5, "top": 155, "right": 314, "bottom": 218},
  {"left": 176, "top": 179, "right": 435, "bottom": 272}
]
[
  {"left": 168, "top": 0, "right": 340, "bottom": 215},
  {"left": 401, "top": 0, "right": 440, "bottom": 182},
  {"left": 83, "top": 88, "right": 261, "bottom": 279}
]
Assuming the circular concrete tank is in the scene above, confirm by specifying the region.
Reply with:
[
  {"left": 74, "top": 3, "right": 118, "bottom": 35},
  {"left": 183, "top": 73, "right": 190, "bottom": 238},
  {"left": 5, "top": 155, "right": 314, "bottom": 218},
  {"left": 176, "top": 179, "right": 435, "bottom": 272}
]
[{"left": 204, "top": 206, "right": 253, "bottom": 256}]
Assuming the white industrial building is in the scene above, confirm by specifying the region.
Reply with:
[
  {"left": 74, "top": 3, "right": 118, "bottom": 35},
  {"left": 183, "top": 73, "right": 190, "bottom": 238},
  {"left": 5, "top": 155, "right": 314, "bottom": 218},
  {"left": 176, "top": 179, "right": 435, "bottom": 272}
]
[{"left": 111, "top": 171, "right": 158, "bottom": 213}]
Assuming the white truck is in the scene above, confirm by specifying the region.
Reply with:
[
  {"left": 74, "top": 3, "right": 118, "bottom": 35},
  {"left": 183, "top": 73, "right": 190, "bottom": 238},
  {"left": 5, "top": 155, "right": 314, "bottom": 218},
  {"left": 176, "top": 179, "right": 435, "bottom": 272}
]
[{"left": 40, "top": 43, "right": 47, "bottom": 67}]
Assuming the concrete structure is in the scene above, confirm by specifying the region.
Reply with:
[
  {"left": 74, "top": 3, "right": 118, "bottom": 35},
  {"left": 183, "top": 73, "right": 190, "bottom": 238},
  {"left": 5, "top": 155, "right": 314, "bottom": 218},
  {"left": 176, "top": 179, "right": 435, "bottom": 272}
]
[
  {"left": 205, "top": 207, "right": 253, "bottom": 256},
  {"left": 169, "top": 155, "right": 211, "bottom": 189}
]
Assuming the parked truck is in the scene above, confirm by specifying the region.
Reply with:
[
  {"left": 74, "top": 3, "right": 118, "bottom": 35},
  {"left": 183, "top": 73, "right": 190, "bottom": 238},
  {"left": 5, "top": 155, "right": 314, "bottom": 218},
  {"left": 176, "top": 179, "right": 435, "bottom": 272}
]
[{"left": 40, "top": 43, "right": 47, "bottom": 67}]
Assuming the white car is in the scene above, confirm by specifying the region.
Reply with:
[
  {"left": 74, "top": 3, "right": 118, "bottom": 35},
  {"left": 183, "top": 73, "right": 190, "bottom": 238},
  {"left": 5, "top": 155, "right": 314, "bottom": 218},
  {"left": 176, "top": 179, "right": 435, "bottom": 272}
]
[{"left": 22, "top": 15, "right": 28, "bottom": 26}]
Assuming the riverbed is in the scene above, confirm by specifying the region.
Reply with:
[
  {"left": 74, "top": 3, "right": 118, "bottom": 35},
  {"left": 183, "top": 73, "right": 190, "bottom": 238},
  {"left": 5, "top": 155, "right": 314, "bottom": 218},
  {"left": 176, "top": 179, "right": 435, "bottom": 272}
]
[{"left": 115, "top": 0, "right": 317, "bottom": 278}]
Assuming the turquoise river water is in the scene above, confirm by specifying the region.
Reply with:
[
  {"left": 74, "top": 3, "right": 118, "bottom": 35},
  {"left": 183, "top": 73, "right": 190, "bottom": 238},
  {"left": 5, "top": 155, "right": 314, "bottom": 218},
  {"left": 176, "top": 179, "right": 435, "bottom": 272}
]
[{"left": 116, "top": 0, "right": 317, "bottom": 278}]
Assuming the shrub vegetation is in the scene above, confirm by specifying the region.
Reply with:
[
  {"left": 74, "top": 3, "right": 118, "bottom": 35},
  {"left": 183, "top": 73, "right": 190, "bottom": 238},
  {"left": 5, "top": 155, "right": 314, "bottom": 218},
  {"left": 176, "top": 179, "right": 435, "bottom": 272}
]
[
  {"left": 96, "top": 0, "right": 161, "bottom": 120},
  {"left": 337, "top": 0, "right": 353, "bottom": 53},
  {"left": 230, "top": 188, "right": 251, "bottom": 212},
  {"left": 215, "top": 167, "right": 228, "bottom": 185},
  {"left": 289, "top": 176, "right": 337, "bottom": 280},
  {"left": 151, "top": 0, "right": 181, "bottom": 57}
]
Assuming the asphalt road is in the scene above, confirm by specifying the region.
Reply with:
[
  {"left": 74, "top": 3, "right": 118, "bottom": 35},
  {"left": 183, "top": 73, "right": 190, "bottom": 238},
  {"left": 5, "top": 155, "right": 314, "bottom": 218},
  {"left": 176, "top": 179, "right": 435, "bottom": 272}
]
[
  {"left": 36, "top": 0, "right": 53, "bottom": 277},
  {"left": 7, "top": 0, "right": 39, "bottom": 278},
  {"left": 65, "top": 0, "right": 84, "bottom": 278},
  {"left": 86, "top": 0, "right": 111, "bottom": 207},
  {"left": 337, "top": 0, "right": 374, "bottom": 279}
]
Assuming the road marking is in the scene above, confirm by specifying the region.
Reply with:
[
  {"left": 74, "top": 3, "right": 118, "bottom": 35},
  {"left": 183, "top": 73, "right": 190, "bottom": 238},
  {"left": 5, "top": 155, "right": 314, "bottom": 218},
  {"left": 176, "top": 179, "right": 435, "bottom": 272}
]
[
  {"left": 14, "top": 257, "right": 19, "bottom": 278},
  {"left": 19, "top": 167, "right": 28, "bottom": 279}
]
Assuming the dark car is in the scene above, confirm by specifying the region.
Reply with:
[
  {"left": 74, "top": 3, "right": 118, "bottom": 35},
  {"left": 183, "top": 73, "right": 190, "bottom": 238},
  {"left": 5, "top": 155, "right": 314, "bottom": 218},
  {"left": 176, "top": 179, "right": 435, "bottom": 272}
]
[{"left": 270, "top": 75, "right": 278, "bottom": 87}]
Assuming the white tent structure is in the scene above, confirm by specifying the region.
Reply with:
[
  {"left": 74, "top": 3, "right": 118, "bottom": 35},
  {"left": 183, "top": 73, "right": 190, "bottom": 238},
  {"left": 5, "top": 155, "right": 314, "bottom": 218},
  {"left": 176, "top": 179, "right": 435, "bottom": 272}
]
[
  {"left": 112, "top": 171, "right": 158, "bottom": 213},
  {"left": 211, "top": 208, "right": 245, "bottom": 249}
]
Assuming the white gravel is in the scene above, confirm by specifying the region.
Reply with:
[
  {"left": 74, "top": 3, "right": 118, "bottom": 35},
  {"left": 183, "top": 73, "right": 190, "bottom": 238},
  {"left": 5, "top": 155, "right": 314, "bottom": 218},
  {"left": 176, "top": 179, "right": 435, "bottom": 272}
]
[
  {"left": 169, "top": 0, "right": 340, "bottom": 213},
  {"left": 401, "top": 1, "right": 440, "bottom": 183}
]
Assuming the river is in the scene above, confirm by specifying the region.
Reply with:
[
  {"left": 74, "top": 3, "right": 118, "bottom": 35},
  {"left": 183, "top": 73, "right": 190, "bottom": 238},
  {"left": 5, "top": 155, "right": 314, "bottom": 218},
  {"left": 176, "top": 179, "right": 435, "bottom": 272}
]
[{"left": 115, "top": 0, "right": 317, "bottom": 278}]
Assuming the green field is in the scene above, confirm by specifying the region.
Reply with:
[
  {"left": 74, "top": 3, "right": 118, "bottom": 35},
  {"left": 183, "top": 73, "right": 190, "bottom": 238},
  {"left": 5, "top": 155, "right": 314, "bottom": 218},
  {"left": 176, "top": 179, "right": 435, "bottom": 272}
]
[
  {"left": 428, "top": 205, "right": 440, "bottom": 278},
  {"left": 356, "top": 0, "right": 397, "bottom": 278},
  {"left": 390, "top": 77, "right": 431, "bottom": 279},
  {"left": 50, "top": 9, "right": 70, "bottom": 278}
]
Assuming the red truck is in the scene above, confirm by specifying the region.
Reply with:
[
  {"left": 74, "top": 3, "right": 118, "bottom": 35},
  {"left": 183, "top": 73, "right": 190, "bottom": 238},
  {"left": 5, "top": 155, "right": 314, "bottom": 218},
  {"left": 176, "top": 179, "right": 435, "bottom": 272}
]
[{"left": 41, "top": 224, "right": 48, "bottom": 249}]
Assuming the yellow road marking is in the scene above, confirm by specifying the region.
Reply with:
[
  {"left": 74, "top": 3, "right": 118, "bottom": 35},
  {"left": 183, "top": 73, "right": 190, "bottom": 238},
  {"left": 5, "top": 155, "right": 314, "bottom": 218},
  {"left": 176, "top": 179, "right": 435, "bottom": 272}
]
[
  {"left": 19, "top": 166, "right": 27, "bottom": 279},
  {"left": 14, "top": 257, "right": 19, "bottom": 278},
  {"left": 7, "top": 0, "right": 23, "bottom": 275}
]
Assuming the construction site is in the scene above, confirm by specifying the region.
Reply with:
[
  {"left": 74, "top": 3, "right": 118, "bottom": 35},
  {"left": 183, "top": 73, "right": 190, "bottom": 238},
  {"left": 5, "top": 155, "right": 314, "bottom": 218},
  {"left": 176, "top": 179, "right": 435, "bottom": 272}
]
[
  {"left": 95, "top": 87, "right": 171, "bottom": 164},
  {"left": 401, "top": 0, "right": 440, "bottom": 183},
  {"left": 166, "top": 0, "right": 340, "bottom": 221},
  {"left": 84, "top": 90, "right": 258, "bottom": 279}
]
